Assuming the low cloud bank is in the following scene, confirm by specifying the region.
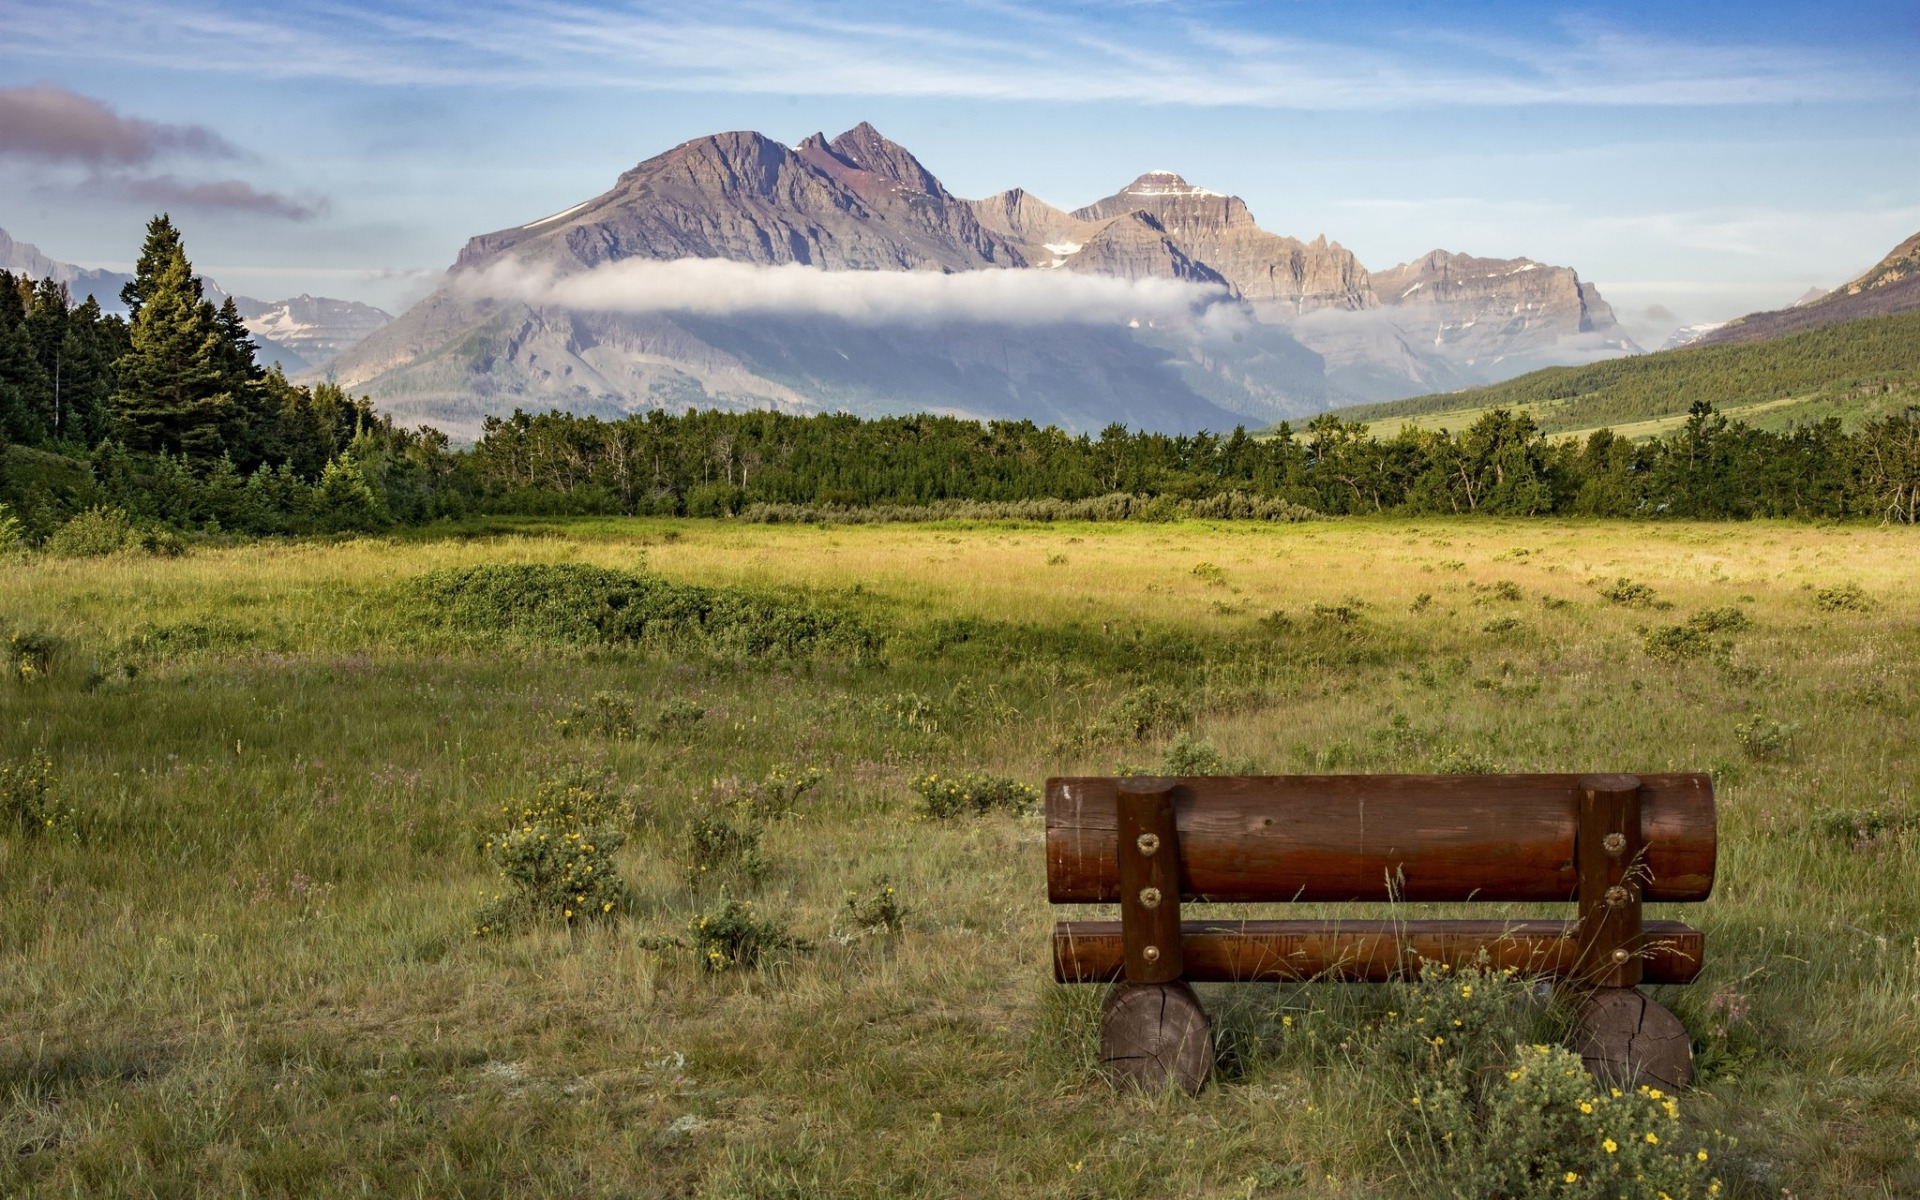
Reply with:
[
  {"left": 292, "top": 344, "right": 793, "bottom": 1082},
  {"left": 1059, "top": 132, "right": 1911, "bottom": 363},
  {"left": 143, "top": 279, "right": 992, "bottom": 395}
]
[
  {"left": 455, "top": 257, "right": 1230, "bottom": 326},
  {"left": 0, "top": 84, "right": 235, "bottom": 167}
]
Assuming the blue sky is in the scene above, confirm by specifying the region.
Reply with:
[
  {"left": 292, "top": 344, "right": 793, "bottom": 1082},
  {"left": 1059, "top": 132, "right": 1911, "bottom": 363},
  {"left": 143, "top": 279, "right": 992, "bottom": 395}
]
[{"left": 2, "top": 0, "right": 1916, "bottom": 340}]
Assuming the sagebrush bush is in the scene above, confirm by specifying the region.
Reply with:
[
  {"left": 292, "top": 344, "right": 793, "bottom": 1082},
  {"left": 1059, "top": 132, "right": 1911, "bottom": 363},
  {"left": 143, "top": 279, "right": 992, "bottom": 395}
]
[
  {"left": 1643, "top": 624, "right": 1712, "bottom": 662},
  {"left": 740, "top": 765, "right": 825, "bottom": 821},
  {"left": 1687, "top": 606, "right": 1750, "bottom": 633},
  {"left": 911, "top": 771, "right": 1038, "bottom": 819},
  {"left": 1157, "top": 733, "right": 1256, "bottom": 776}
]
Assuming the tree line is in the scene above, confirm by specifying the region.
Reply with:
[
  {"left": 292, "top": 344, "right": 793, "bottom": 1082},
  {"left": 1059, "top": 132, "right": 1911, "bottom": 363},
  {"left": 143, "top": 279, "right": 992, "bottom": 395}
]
[{"left": 5, "top": 216, "right": 1919, "bottom": 541}]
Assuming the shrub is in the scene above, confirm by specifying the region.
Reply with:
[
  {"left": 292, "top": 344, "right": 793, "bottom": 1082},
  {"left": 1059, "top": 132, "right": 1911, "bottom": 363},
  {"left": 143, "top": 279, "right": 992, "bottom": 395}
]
[
  {"left": 46, "top": 506, "right": 138, "bottom": 557},
  {"left": 1814, "top": 582, "right": 1873, "bottom": 613},
  {"left": 1159, "top": 733, "right": 1256, "bottom": 776},
  {"left": 741, "top": 765, "right": 825, "bottom": 821},
  {"left": 408, "top": 564, "right": 879, "bottom": 659},
  {"left": 473, "top": 775, "right": 634, "bottom": 935},
  {"left": 1733, "top": 714, "right": 1797, "bottom": 760},
  {"left": 1311, "top": 600, "right": 1366, "bottom": 624},
  {"left": 6, "top": 629, "right": 58, "bottom": 681},
  {"left": 842, "top": 875, "right": 906, "bottom": 936},
  {"left": 1811, "top": 805, "right": 1918, "bottom": 850},
  {"left": 1412, "top": 1044, "right": 1722, "bottom": 1199},
  {"left": 0, "top": 756, "right": 75, "bottom": 838},
  {"left": 1191, "top": 562, "right": 1227, "bottom": 586},
  {"left": 690, "top": 899, "right": 800, "bottom": 971},
  {"left": 1094, "top": 685, "right": 1190, "bottom": 741},
  {"left": 1643, "top": 624, "right": 1711, "bottom": 662},
  {"left": 1687, "top": 606, "right": 1750, "bottom": 633},
  {"left": 685, "top": 803, "right": 767, "bottom": 885},
  {"left": 654, "top": 696, "right": 707, "bottom": 735},
  {"left": 1482, "top": 617, "right": 1527, "bottom": 636},
  {"left": 555, "top": 691, "right": 641, "bottom": 739},
  {"left": 1599, "top": 577, "right": 1658, "bottom": 608},
  {"left": 911, "top": 771, "right": 1038, "bottom": 819},
  {"left": 0, "top": 503, "right": 23, "bottom": 554}
]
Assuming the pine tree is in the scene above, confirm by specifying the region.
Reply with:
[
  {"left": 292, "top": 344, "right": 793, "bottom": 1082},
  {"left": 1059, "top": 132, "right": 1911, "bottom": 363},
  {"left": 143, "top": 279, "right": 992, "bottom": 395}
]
[
  {"left": 109, "top": 224, "right": 236, "bottom": 459},
  {"left": 0, "top": 272, "right": 52, "bottom": 442}
]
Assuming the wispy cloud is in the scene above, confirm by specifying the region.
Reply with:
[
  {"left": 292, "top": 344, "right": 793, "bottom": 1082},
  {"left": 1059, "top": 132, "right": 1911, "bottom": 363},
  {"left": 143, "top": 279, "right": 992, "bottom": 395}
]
[
  {"left": 0, "top": 84, "right": 237, "bottom": 166},
  {"left": 106, "top": 173, "right": 327, "bottom": 220},
  {"left": 1, "top": 0, "right": 1892, "bottom": 108},
  {"left": 455, "top": 256, "right": 1227, "bottom": 326},
  {"left": 0, "top": 83, "right": 326, "bottom": 221}
]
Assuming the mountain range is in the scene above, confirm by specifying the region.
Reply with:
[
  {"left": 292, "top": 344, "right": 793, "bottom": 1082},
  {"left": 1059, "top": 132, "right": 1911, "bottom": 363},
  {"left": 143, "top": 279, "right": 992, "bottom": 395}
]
[
  {"left": 331, "top": 123, "right": 1640, "bottom": 437},
  {"left": 0, "top": 226, "right": 391, "bottom": 375}
]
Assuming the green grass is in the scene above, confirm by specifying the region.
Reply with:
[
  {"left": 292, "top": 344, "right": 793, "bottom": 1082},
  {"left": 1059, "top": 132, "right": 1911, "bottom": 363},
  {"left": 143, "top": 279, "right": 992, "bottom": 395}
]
[
  {"left": 3, "top": 518, "right": 1918, "bottom": 1197},
  {"left": 1329, "top": 310, "right": 1920, "bottom": 440}
]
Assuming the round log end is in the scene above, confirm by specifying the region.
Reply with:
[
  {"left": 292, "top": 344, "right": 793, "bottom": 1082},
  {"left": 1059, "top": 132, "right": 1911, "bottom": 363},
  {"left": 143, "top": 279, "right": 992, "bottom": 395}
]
[
  {"left": 1100, "top": 981, "right": 1214, "bottom": 1095},
  {"left": 1575, "top": 987, "right": 1694, "bottom": 1093}
]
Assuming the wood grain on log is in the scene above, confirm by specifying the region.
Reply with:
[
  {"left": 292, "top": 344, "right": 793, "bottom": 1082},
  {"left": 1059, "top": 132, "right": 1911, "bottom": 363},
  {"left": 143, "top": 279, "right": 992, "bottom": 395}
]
[
  {"left": 1574, "top": 987, "right": 1695, "bottom": 1093},
  {"left": 1047, "top": 774, "right": 1715, "bottom": 904},
  {"left": 1055, "top": 918, "right": 1706, "bottom": 985},
  {"left": 1100, "top": 981, "right": 1214, "bottom": 1095}
]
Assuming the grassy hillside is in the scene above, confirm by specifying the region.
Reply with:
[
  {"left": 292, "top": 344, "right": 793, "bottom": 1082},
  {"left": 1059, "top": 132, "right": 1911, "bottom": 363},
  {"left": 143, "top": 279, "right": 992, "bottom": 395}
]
[
  {"left": 4, "top": 518, "right": 1919, "bottom": 1197},
  {"left": 1330, "top": 310, "right": 1920, "bottom": 439}
]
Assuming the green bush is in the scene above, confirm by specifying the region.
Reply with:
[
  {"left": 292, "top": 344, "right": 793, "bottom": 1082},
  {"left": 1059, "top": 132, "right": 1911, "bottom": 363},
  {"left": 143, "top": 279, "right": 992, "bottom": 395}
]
[
  {"left": 685, "top": 803, "right": 767, "bottom": 886},
  {"left": 1412, "top": 1043, "right": 1722, "bottom": 1198},
  {"left": 1094, "top": 684, "right": 1190, "bottom": 740},
  {"left": 408, "top": 564, "right": 879, "bottom": 659},
  {"left": 1599, "top": 577, "right": 1659, "bottom": 608},
  {"left": 690, "top": 900, "right": 799, "bottom": 971},
  {"left": 473, "top": 776, "right": 634, "bottom": 934},
  {"left": 654, "top": 696, "right": 707, "bottom": 735},
  {"left": 1734, "top": 714, "right": 1797, "bottom": 760},
  {"left": 1814, "top": 582, "right": 1873, "bottom": 613},
  {"left": 554, "top": 691, "right": 641, "bottom": 739},
  {"left": 6, "top": 629, "right": 59, "bottom": 681},
  {"left": 740, "top": 765, "right": 825, "bottom": 821},
  {"left": 1812, "top": 804, "right": 1918, "bottom": 848},
  {"left": 911, "top": 771, "right": 1038, "bottom": 819},
  {"left": 1644, "top": 624, "right": 1711, "bottom": 662},
  {"left": 841, "top": 875, "right": 906, "bottom": 936},
  {"left": 0, "top": 756, "right": 75, "bottom": 838},
  {"left": 1687, "top": 607, "right": 1750, "bottom": 633},
  {"left": 1158, "top": 733, "right": 1256, "bottom": 776},
  {"left": 1482, "top": 617, "right": 1527, "bottom": 636},
  {"left": 46, "top": 506, "right": 138, "bottom": 556}
]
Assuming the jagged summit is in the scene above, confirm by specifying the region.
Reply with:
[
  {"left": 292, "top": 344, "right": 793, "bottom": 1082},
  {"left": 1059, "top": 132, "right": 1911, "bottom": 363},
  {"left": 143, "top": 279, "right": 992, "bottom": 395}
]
[{"left": 1122, "top": 171, "right": 1222, "bottom": 198}]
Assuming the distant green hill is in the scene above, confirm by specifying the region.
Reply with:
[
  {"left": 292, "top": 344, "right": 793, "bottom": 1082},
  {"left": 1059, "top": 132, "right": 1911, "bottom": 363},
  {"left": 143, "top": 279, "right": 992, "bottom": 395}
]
[{"left": 1325, "top": 310, "right": 1920, "bottom": 440}]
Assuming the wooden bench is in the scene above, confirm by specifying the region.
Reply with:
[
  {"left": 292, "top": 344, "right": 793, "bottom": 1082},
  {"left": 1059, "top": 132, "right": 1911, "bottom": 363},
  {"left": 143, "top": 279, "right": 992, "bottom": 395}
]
[{"left": 1047, "top": 773, "right": 1715, "bottom": 1094}]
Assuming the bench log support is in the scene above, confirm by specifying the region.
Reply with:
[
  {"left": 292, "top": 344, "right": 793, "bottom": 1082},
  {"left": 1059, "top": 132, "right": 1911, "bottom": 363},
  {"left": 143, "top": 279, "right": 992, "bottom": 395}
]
[
  {"left": 1572, "top": 773, "right": 1694, "bottom": 1092},
  {"left": 1102, "top": 780, "right": 1214, "bottom": 1092}
]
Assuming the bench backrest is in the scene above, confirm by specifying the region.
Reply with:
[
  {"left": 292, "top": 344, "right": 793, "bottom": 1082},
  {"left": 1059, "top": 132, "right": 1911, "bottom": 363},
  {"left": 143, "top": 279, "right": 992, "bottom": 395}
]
[{"left": 1045, "top": 773, "right": 1717, "bottom": 905}]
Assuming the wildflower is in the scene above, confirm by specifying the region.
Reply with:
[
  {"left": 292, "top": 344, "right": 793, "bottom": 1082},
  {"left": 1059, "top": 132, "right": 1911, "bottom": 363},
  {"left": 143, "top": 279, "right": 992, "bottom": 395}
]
[
  {"left": 1282, "top": 1016, "right": 1293, "bottom": 1027},
  {"left": 1696, "top": 1150, "right": 1709, "bottom": 1162},
  {"left": 1564, "top": 1172, "right": 1579, "bottom": 1183},
  {"left": 1579, "top": 1102, "right": 1594, "bottom": 1114},
  {"left": 1645, "top": 1132, "right": 1659, "bottom": 1145},
  {"left": 1410, "top": 1096, "right": 1421, "bottom": 1106},
  {"left": 1603, "top": 1139, "right": 1618, "bottom": 1154}
]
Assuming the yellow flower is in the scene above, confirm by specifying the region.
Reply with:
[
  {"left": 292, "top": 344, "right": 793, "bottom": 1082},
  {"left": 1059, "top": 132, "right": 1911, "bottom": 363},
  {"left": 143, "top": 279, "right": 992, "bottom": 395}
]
[
  {"left": 1603, "top": 1138, "right": 1618, "bottom": 1154},
  {"left": 1696, "top": 1150, "right": 1709, "bottom": 1162},
  {"left": 1579, "top": 1102, "right": 1593, "bottom": 1114},
  {"left": 1282, "top": 1016, "right": 1293, "bottom": 1027},
  {"left": 1645, "top": 1132, "right": 1659, "bottom": 1144},
  {"left": 1564, "top": 1172, "right": 1579, "bottom": 1183},
  {"left": 1410, "top": 1096, "right": 1421, "bottom": 1105}
]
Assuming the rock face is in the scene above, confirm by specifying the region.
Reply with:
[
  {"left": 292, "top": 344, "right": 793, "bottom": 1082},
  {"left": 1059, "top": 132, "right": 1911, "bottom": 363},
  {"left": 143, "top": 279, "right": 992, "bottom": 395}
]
[
  {"left": 1695, "top": 230, "right": 1920, "bottom": 347},
  {"left": 334, "top": 123, "right": 1641, "bottom": 435},
  {"left": 1370, "top": 250, "right": 1635, "bottom": 370},
  {"left": 1073, "top": 173, "right": 1374, "bottom": 312},
  {"left": 0, "top": 226, "right": 134, "bottom": 310}
]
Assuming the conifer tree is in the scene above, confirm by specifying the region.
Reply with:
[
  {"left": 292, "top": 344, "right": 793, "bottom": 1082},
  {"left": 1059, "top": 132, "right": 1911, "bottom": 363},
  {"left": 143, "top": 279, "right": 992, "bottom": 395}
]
[
  {"left": 0, "top": 272, "right": 52, "bottom": 441},
  {"left": 110, "top": 221, "right": 235, "bottom": 459}
]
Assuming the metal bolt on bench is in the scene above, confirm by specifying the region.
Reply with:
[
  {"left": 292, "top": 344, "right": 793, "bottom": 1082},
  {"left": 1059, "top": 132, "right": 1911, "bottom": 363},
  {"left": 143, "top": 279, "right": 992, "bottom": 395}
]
[{"left": 1047, "top": 772, "right": 1715, "bottom": 1095}]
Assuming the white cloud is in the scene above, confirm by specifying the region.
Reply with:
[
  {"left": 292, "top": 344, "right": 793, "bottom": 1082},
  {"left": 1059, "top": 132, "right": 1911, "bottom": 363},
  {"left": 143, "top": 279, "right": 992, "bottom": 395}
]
[
  {"left": 453, "top": 257, "right": 1228, "bottom": 326},
  {"left": 3, "top": 0, "right": 1894, "bottom": 109}
]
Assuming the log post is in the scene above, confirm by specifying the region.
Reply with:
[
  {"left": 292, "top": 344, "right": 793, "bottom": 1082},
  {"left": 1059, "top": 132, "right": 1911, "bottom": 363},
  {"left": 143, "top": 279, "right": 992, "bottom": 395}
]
[
  {"left": 1102, "top": 779, "right": 1212, "bottom": 1093},
  {"left": 1575, "top": 773, "right": 1643, "bottom": 987}
]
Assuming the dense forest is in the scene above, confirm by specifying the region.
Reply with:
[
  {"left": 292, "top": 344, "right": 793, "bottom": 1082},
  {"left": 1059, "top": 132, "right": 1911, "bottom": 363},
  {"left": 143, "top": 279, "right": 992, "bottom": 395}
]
[{"left": 5, "top": 217, "right": 1920, "bottom": 543}]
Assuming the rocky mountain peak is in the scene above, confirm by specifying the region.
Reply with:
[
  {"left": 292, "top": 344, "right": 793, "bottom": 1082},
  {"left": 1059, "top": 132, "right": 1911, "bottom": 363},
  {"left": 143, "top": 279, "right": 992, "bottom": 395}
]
[
  {"left": 1122, "top": 171, "right": 1221, "bottom": 198},
  {"left": 823, "top": 122, "right": 948, "bottom": 198}
]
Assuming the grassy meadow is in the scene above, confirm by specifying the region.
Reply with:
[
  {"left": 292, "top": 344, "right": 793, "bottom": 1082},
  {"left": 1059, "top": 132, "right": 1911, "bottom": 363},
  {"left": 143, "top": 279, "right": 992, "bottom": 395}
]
[{"left": 2, "top": 517, "right": 1917, "bottom": 1198}]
